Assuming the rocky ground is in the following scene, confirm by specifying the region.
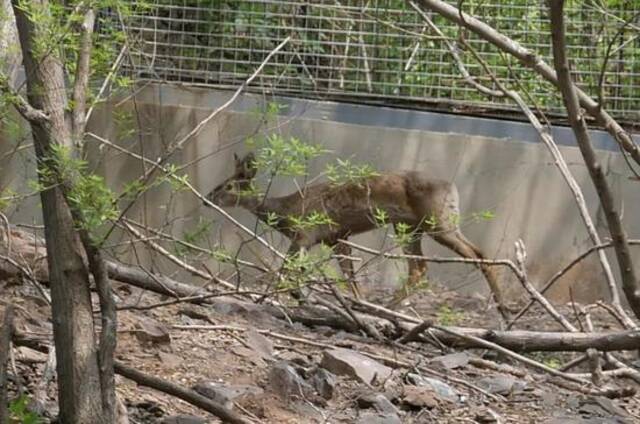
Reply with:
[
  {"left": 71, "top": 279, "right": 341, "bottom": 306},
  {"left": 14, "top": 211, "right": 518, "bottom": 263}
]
[{"left": 3, "top": 272, "right": 640, "bottom": 424}]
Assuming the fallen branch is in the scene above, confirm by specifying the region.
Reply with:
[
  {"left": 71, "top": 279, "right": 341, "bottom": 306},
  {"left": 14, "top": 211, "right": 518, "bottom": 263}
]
[
  {"left": 113, "top": 362, "right": 251, "bottom": 424},
  {"left": 10, "top": 333, "right": 251, "bottom": 424},
  {"left": 408, "top": 326, "right": 640, "bottom": 352},
  {"left": 430, "top": 325, "right": 587, "bottom": 384},
  {"left": 510, "top": 240, "right": 640, "bottom": 328}
]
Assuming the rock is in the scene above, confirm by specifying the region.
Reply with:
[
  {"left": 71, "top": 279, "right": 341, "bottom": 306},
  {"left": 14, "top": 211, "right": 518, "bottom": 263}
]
[
  {"left": 245, "top": 329, "right": 274, "bottom": 360},
  {"left": 311, "top": 368, "right": 337, "bottom": 400},
  {"left": 406, "top": 374, "right": 459, "bottom": 402},
  {"left": 135, "top": 316, "right": 171, "bottom": 345},
  {"left": 193, "top": 381, "right": 263, "bottom": 409},
  {"left": 355, "top": 412, "right": 402, "bottom": 424},
  {"left": 161, "top": 415, "right": 207, "bottom": 424},
  {"left": 474, "top": 407, "right": 502, "bottom": 423},
  {"left": 544, "top": 418, "right": 628, "bottom": 424},
  {"left": 581, "top": 396, "right": 631, "bottom": 419},
  {"left": 277, "top": 350, "right": 312, "bottom": 368},
  {"left": 356, "top": 392, "right": 399, "bottom": 415},
  {"left": 401, "top": 386, "right": 439, "bottom": 409},
  {"left": 14, "top": 346, "right": 48, "bottom": 363},
  {"left": 321, "top": 348, "right": 392, "bottom": 385},
  {"left": 430, "top": 352, "right": 470, "bottom": 370},
  {"left": 477, "top": 375, "right": 527, "bottom": 395},
  {"left": 157, "top": 351, "right": 182, "bottom": 368},
  {"left": 268, "top": 361, "right": 313, "bottom": 400},
  {"left": 231, "top": 345, "right": 267, "bottom": 368}
]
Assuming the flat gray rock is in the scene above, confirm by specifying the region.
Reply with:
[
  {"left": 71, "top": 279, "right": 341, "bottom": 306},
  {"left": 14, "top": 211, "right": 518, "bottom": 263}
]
[
  {"left": 406, "top": 373, "right": 459, "bottom": 402},
  {"left": 268, "top": 360, "right": 314, "bottom": 400},
  {"left": 355, "top": 412, "right": 402, "bottom": 424},
  {"left": 357, "top": 391, "right": 399, "bottom": 415},
  {"left": 193, "top": 381, "right": 263, "bottom": 409},
  {"left": 321, "top": 348, "right": 392, "bottom": 385}
]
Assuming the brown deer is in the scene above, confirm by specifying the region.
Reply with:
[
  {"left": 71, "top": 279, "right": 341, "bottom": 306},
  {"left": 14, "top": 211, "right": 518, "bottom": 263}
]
[{"left": 206, "top": 153, "right": 508, "bottom": 319}]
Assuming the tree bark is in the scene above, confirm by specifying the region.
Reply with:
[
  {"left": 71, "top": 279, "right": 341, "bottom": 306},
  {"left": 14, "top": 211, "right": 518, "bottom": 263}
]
[
  {"left": 547, "top": 0, "right": 640, "bottom": 319},
  {"left": 405, "top": 325, "right": 640, "bottom": 352},
  {"left": 11, "top": 1, "right": 108, "bottom": 422},
  {"left": 0, "top": 305, "right": 14, "bottom": 423}
]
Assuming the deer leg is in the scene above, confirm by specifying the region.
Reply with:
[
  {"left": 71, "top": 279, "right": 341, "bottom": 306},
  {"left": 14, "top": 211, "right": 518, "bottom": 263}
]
[
  {"left": 334, "top": 242, "right": 361, "bottom": 299},
  {"left": 391, "top": 225, "right": 428, "bottom": 301},
  {"left": 431, "top": 230, "right": 509, "bottom": 320}
]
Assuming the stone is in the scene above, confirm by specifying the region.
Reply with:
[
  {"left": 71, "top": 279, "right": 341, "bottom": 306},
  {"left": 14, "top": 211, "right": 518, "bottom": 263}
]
[
  {"left": 193, "top": 381, "right": 263, "bottom": 410},
  {"left": 406, "top": 374, "right": 459, "bottom": 402},
  {"left": 311, "top": 368, "right": 337, "bottom": 400},
  {"left": 401, "top": 386, "right": 439, "bottom": 409},
  {"left": 245, "top": 328, "right": 274, "bottom": 360},
  {"left": 268, "top": 361, "right": 313, "bottom": 400},
  {"left": 544, "top": 418, "right": 627, "bottom": 424},
  {"left": 430, "top": 352, "right": 470, "bottom": 370},
  {"left": 277, "top": 350, "right": 312, "bottom": 368},
  {"left": 161, "top": 415, "right": 207, "bottom": 424},
  {"left": 477, "top": 375, "right": 527, "bottom": 395},
  {"left": 321, "top": 348, "right": 392, "bottom": 385},
  {"left": 14, "top": 346, "right": 48, "bottom": 363},
  {"left": 157, "top": 351, "right": 182, "bottom": 368},
  {"left": 356, "top": 392, "right": 399, "bottom": 415},
  {"left": 355, "top": 412, "right": 402, "bottom": 424},
  {"left": 135, "top": 316, "right": 171, "bottom": 345}
]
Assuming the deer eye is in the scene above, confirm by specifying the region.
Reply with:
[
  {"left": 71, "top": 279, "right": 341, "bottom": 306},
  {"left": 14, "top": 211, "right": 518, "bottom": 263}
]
[{"left": 225, "top": 183, "right": 234, "bottom": 191}]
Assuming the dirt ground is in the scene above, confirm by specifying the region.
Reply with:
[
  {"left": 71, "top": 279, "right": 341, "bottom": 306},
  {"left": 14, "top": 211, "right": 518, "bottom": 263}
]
[{"left": 3, "top": 275, "right": 640, "bottom": 423}]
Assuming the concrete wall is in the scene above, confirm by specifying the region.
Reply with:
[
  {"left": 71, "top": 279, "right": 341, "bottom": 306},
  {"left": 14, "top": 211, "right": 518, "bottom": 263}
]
[{"left": 3, "top": 83, "right": 640, "bottom": 303}]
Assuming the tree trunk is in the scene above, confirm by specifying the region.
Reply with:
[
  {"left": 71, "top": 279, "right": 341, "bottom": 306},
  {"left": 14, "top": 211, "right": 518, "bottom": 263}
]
[{"left": 11, "top": 1, "right": 107, "bottom": 422}]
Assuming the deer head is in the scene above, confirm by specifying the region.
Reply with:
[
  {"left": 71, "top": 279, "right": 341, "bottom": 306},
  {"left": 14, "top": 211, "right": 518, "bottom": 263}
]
[{"left": 206, "top": 152, "right": 257, "bottom": 206}]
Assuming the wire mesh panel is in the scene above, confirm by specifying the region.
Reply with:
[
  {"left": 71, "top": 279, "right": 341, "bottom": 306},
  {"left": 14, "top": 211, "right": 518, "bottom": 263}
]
[{"left": 121, "top": 1, "right": 640, "bottom": 122}]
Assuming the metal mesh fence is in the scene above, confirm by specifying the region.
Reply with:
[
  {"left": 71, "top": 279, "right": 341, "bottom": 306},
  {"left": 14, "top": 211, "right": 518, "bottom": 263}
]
[{"left": 119, "top": 0, "right": 640, "bottom": 122}]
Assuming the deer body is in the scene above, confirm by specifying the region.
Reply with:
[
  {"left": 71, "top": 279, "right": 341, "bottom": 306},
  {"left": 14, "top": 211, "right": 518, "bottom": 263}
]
[{"left": 208, "top": 154, "right": 508, "bottom": 318}]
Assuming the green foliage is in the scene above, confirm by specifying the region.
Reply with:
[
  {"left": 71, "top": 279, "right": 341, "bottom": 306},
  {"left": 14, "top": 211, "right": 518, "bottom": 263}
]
[
  {"left": 42, "top": 144, "right": 119, "bottom": 241},
  {"left": 436, "top": 305, "right": 464, "bottom": 326},
  {"left": 9, "top": 395, "right": 42, "bottom": 424},
  {"left": 325, "top": 158, "right": 379, "bottom": 187},
  {"left": 250, "top": 133, "right": 327, "bottom": 177},
  {"left": 373, "top": 207, "right": 388, "bottom": 227},
  {"left": 470, "top": 209, "right": 496, "bottom": 223},
  {"left": 162, "top": 164, "right": 190, "bottom": 192},
  {"left": 174, "top": 218, "right": 213, "bottom": 256},
  {"left": 392, "top": 222, "right": 415, "bottom": 248},
  {"left": 280, "top": 244, "right": 335, "bottom": 290},
  {"left": 0, "top": 188, "right": 18, "bottom": 212},
  {"left": 288, "top": 211, "right": 336, "bottom": 232}
]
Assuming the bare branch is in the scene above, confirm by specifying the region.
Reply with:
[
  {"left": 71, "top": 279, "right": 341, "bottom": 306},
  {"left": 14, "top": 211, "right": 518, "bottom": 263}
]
[
  {"left": 0, "top": 73, "right": 48, "bottom": 123},
  {"left": 411, "top": 0, "right": 640, "bottom": 170},
  {"left": 511, "top": 240, "right": 640, "bottom": 327},
  {"left": 86, "top": 132, "right": 286, "bottom": 260},
  {"left": 71, "top": 7, "right": 96, "bottom": 141},
  {"left": 172, "top": 36, "right": 291, "bottom": 151},
  {"left": 548, "top": 0, "right": 640, "bottom": 320}
]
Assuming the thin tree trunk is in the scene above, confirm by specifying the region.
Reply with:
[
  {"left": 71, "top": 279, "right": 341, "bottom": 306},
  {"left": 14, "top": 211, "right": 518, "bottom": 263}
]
[
  {"left": 11, "top": 1, "right": 107, "bottom": 422},
  {"left": 548, "top": 0, "right": 640, "bottom": 319}
]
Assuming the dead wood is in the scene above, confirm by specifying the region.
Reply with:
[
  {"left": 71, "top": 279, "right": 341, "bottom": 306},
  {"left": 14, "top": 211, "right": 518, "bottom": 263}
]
[
  {"left": 0, "top": 304, "right": 14, "bottom": 423},
  {"left": 405, "top": 325, "right": 640, "bottom": 352},
  {"left": 10, "top": 334, "right": 251, "bottom": 424},
  {"left": 113, "top": 362, "right": 251, "bottom": 424}
]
